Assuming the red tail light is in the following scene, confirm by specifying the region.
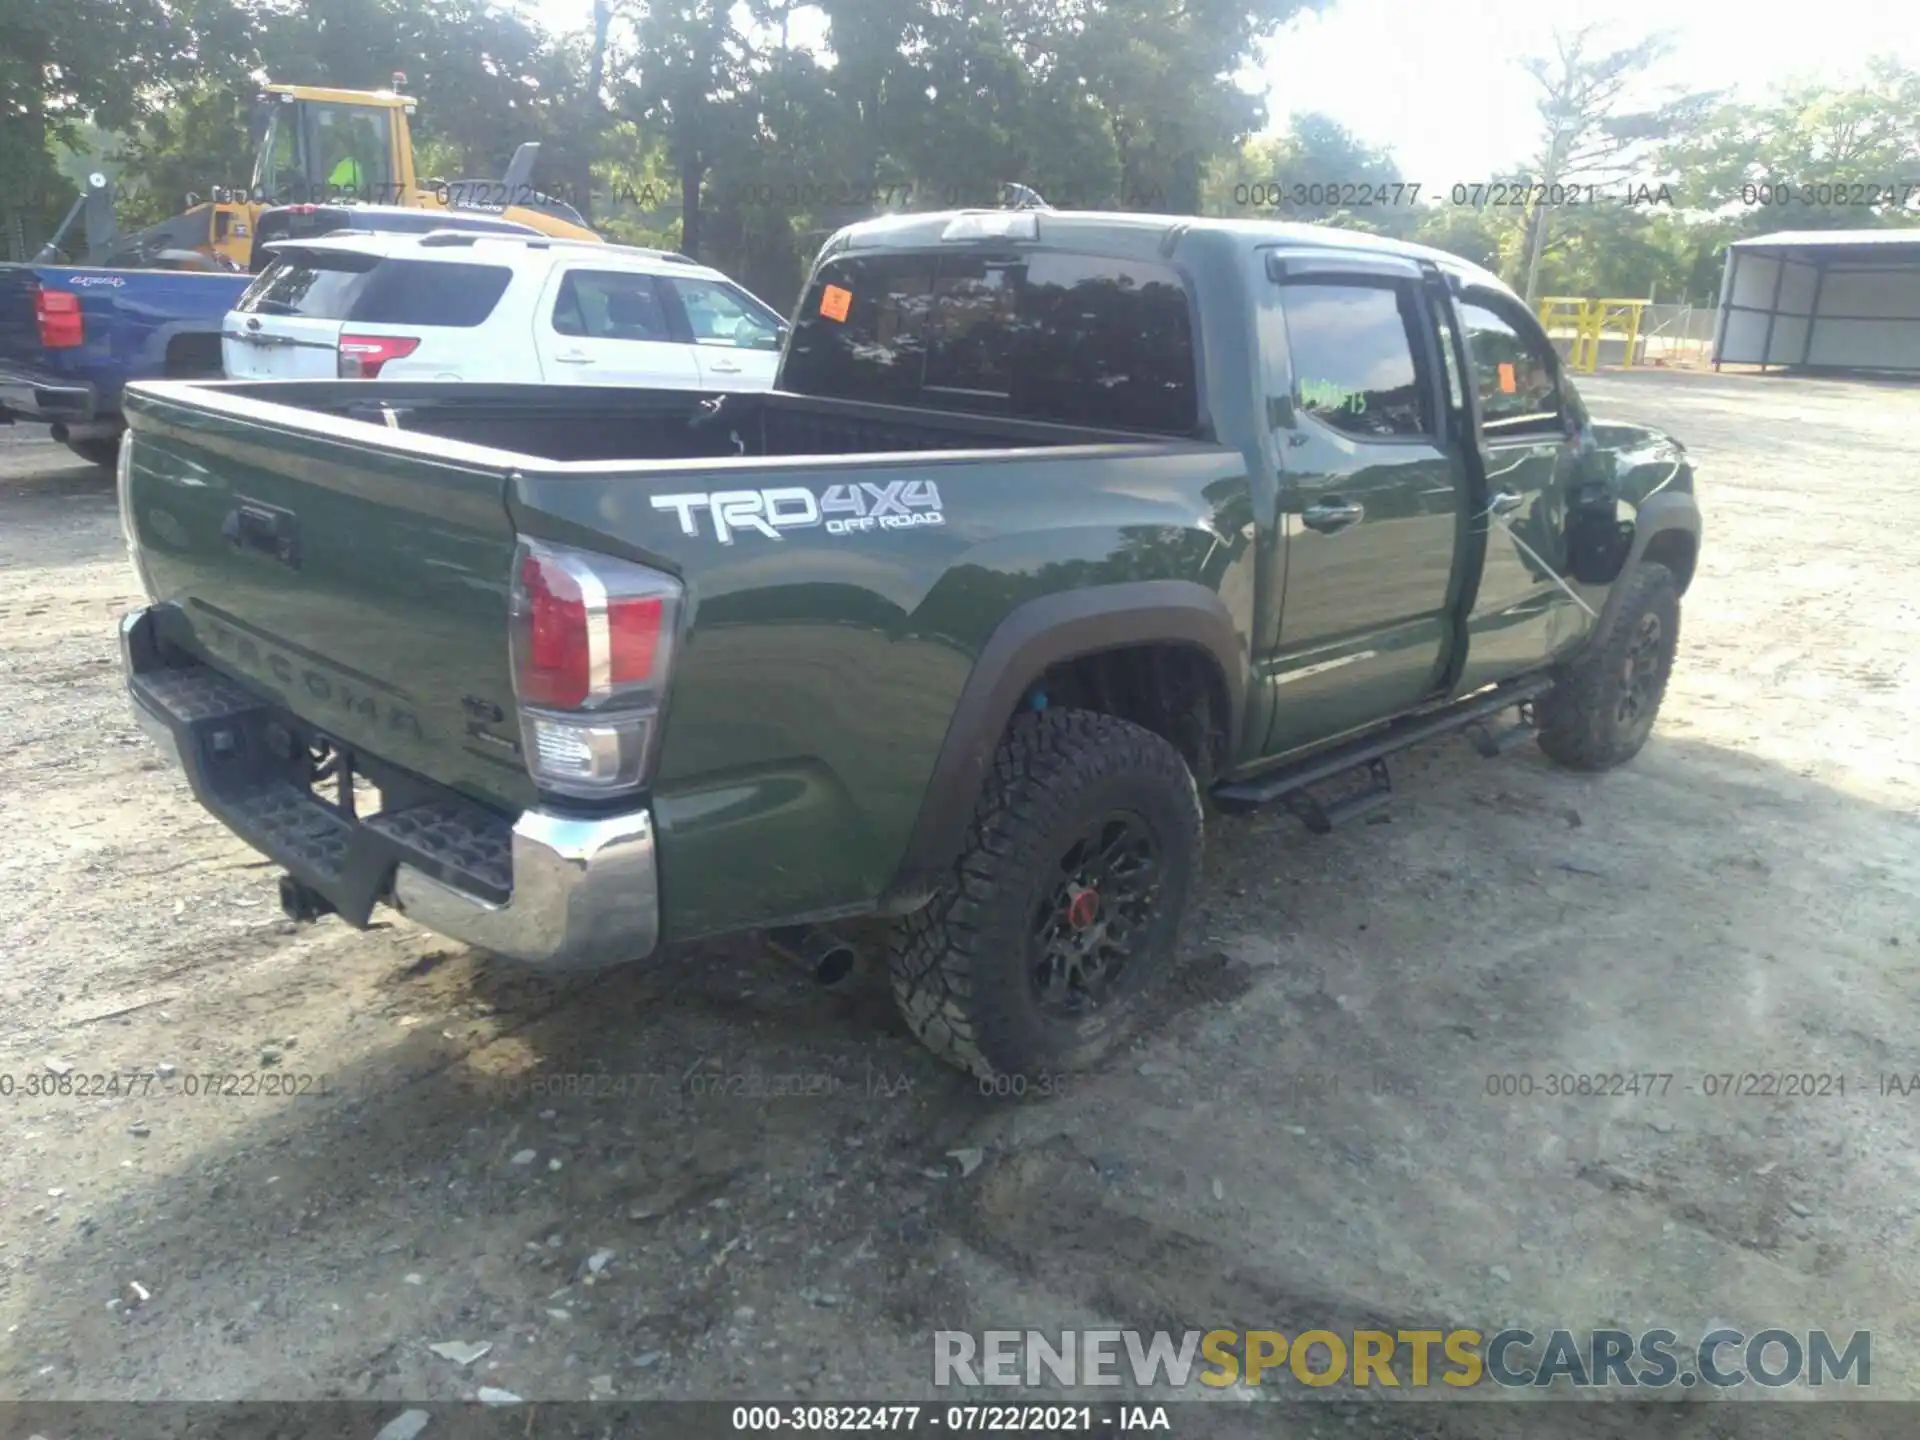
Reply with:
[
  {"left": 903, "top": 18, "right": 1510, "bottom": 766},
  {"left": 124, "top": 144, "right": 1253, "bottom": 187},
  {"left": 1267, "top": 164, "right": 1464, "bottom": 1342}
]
[
  {"left": 35, "top": 290, "right": 83, "bottom": 349},
  {"left": 338, "top": 334, "right": 420, "bottom": 378},
  {"left": 509, "top": 539, "right": 682, "bottom": 797},
  {"left": 518, "top": 552, "right": 591, "bottom": 707}
]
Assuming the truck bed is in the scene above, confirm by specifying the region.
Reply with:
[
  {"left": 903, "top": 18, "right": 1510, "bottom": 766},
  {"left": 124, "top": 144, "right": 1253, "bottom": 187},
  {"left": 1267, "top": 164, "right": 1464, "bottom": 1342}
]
[{"left": 200, "top": 378, "right": 1165, "bottom": 461}]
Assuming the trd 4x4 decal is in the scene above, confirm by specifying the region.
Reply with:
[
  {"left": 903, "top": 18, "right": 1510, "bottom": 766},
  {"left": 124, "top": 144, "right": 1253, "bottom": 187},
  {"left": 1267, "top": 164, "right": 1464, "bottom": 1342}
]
[{"left": 651, "top": 481, "right": 944, "bottom": 544}]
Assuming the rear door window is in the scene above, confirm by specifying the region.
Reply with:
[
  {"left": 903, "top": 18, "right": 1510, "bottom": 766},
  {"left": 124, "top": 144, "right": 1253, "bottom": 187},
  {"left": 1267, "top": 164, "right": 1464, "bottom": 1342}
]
[
  {"left": 234, "top": 255, "right": 511, "bottom": 328},
  {"left": 551, "top": 271, "right": 678, "bottom": 341},
  {"left": 1277, "top": 280, "right": 1436, "bottom": 440},
  {"left": 783, "top": 250, "right": 1198, "bottom": 435}
]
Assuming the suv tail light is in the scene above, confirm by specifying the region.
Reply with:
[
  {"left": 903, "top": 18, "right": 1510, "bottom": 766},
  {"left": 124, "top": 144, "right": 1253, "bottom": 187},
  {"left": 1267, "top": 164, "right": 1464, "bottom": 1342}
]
[
  {"left": 338, "top": 334, "right": 420, "bottom": 378},
  {"left": 508, "top": 538, "right": 683, "bottom": 798},
  {"left": 35, "top": 290, "right": 83, "bottom": 349}
]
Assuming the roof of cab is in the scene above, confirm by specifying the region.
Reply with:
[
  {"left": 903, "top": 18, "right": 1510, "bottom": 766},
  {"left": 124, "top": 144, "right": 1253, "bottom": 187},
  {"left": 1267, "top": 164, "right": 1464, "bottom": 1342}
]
[{"left": 826, "top": 208, "right": 1516, "bottom": 301}]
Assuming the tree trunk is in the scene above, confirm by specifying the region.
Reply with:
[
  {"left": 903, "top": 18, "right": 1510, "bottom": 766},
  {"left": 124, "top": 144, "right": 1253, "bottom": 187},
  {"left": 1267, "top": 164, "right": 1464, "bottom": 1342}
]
[
  {"left": 1521, "top": 129, "right": 1568, "bottom": 304},
  {"left": 1168, "top": 149, "right": 1201, "bottom": 215},
  {"left": 680, "top": 150, "right": 704, "bottom": 256},
  {"left": 574, "top": 0, "right": 614, "bottom": 225},
  {"left": 1110, "top": 117, "right": 1132, "bottom": 210},
  {"left": 1521, "top": 200, "right": 1551, "bottom": 304},
  {"left": 860, "top": 78, "right": 883, "bottom": 195}
]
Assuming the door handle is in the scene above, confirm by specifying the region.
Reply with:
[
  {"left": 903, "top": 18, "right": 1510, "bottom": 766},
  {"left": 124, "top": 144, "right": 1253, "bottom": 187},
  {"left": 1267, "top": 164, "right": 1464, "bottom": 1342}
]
[
  {"left": 552, "top": 351, "right": 594, "bottom": 365},
  {"left": 1301, "top": 498, "right": 1365, "bottom": 534},
  {"left": 1488, "top": 490, "right": 1524, "bottom": 517},
  {"left": 707, "top": 362, "right": 743, "bottom": 374},
  {"left": 221, "top": 499, "right": 300, "bottom": 570}
]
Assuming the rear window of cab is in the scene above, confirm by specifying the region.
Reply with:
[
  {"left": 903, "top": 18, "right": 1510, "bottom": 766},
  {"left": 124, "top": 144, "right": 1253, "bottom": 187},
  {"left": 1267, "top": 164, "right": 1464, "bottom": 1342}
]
[
  {"left": 235, "top": 255, "right": 513, "bottom": 328},
  {"left": 782, "top": 250, "right": 1200, "bottom": 436}
]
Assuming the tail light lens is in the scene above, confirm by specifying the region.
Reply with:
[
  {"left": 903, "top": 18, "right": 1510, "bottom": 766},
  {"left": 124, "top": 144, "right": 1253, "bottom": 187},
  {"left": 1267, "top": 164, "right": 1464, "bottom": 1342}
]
[
  {"left": 509, "top": 538, "right": 683, "bottom": 798},
  {"left": 35, "top": 290, "right": 83, "bottom": 349},
  {"left": 338, "top": 334, "right": 420, "bottom": 378}
]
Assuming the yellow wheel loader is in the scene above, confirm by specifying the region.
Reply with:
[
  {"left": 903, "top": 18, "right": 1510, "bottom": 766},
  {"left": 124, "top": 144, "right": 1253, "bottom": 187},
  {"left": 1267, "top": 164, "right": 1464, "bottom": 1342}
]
[{"left": 88, "top": 74, "right": 600, "bottom": 272}]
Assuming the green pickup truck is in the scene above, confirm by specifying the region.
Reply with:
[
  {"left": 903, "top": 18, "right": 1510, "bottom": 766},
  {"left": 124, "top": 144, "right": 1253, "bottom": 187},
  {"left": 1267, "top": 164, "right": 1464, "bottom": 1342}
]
[{"left": 117, "top": 208, "right": 1700, "bottom": 1082}]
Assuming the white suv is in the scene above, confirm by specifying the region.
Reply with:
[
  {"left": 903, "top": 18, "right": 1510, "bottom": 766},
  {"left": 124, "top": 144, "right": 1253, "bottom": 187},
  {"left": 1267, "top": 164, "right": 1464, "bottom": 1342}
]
[{"left": 221, "top": 231, "right": 789, "bottom": 390}]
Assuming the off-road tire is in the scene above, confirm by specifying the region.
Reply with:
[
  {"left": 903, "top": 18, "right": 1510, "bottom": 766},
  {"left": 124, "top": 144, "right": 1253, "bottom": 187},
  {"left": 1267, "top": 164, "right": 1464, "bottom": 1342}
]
[
  {"left": 888, "top": 708, "right": 1203, "bottom": 1086},
  {"left": 64, "top": 436, "right": 121, "bottom": 469},
  {"left": 1536, "top": 560, "right": 1680, "bottom": 771}
]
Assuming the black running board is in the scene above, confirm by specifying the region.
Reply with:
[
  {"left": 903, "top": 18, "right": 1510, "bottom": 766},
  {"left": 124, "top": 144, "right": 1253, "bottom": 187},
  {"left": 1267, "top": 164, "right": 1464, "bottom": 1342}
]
[
  {"left": 1212, "top": 675, "right": 1555, "bottom": 821},
  {"left": 1282, "top": 757, "right": 1393, "bottom": 835}
]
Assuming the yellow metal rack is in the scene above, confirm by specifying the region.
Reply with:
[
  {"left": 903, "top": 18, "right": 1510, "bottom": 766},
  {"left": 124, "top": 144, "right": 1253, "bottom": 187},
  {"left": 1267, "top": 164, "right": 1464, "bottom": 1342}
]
[{"left": 1535, "top": 297, "right": 1649, "bottom": 373}]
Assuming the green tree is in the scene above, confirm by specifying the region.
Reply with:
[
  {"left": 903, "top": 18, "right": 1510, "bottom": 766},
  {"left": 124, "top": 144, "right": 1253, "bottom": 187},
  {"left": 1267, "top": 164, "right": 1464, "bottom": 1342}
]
[
  {"left": 619, "top": 0, "right": 754, "bottom": 258},
  {"left": 1060, "top": 0, "right": 1327, "bottom": 213},
  {"left": 1411, "top": 202, "right": 1511, "bottom": 274},
  {"left": 108, "top": 81, "right": 257, "bottom": 228},
  {"left": 1659, "top": 57, "right": 1920, "bottom": 234},
  {"left": 1512, "top": 26, "right": 1716, "bottom": 300},
  {"left": 0, "top": 0, "right": 249, "bottom": 250},
  {"left": 1207, "top": 112, "right": 1416, "bottom": 234}
]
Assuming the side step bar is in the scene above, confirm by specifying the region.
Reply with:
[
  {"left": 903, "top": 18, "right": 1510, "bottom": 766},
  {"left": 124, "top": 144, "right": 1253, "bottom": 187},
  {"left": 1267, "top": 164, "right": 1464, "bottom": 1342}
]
[
  {"left": 1283, "top": 757, "right": 1393, "bottom": 835},
  {"left": 1212, "top": 675, "right": 1556, "bottom": 822}
]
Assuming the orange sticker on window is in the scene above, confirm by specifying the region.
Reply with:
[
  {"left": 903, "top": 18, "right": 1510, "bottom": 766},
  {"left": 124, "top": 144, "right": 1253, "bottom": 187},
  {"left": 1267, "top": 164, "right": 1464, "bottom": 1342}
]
[
  {"left": 1497, "top": 362, "right": 1517, "bottom": 393},
  {"left": 819, "top": 284, "right": 852, "bottom": 322}
]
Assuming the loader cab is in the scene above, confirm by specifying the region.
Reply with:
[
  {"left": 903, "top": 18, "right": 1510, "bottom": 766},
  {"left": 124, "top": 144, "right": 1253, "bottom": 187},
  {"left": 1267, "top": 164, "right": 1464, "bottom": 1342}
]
[{"left": 249, "top": 82, "right": 419, "bottom": 209}]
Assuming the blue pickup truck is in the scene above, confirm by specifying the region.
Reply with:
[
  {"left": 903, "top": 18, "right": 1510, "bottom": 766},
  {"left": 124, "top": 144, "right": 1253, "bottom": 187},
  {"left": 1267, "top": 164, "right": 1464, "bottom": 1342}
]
[
  {"left": 1, "top": 202, "right": 550, "bottom": 465},
  {"left": 0, "top": 264, "right": 248, "bottom": 464}
]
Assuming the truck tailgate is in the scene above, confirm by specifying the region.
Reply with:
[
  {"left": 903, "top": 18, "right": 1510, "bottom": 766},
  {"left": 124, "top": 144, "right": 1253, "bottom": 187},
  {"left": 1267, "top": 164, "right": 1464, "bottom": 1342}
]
[
  {"left": 0, "top": 267, "right": 40, "bottom": 368},
  {"left": 121, "top": 381, "right": 533, "bottom": 813}
]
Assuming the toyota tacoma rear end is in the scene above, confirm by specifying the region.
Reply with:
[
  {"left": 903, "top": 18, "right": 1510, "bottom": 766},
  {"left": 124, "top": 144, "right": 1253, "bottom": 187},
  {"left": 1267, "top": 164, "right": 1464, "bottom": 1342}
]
[{"left": 117, "top": 207, "right": 1700, "bottom": 1084}]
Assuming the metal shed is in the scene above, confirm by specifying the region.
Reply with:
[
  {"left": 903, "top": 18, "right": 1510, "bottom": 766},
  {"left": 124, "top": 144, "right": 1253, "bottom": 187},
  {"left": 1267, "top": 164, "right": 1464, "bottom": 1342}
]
[{"left": 1712, "top": 229, "right": 1920, "bottom": 374}]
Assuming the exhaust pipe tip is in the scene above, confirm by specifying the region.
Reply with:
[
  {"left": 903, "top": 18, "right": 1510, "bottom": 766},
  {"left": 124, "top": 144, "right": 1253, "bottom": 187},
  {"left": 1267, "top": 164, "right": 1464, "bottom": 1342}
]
[
  {"left": 767, "top": 925, "right": 860, "bottom": 991},
  {"left": 50, "top": 420, "right": 122, "bottom": 445}
]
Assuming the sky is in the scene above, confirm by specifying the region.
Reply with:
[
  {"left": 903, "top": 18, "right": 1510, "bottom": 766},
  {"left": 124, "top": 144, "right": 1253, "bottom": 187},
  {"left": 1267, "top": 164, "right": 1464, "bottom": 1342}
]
[
  {"left": 526, "top": 0, "right": 1920, "bottom": 182},
  {"left": 1255, "top": 0, "right": 1920, "bottom": 184}
]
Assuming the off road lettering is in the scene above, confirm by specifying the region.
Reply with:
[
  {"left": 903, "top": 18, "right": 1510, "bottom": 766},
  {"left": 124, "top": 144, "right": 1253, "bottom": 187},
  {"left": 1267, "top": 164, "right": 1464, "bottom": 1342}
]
[{"left": 654, "top": 481, "right": 942, "bottom": 542}]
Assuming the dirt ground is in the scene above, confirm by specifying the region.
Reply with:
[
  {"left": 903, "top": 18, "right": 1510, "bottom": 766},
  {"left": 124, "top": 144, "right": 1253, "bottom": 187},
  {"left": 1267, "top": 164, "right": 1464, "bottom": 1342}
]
[{"left": 1, "top": 372, "right": 1917, "bottom": 1434}]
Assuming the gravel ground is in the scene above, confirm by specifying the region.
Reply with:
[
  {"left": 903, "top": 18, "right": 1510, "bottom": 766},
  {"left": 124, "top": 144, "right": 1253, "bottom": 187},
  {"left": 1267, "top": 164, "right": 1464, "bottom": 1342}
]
[{"left": 1, "top": 374, "right": 1917, "bottom": 1436}]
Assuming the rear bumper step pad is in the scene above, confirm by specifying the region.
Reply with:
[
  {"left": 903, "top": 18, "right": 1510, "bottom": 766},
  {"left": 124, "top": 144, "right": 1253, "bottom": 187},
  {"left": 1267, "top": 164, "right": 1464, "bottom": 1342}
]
[
  {"left": 121, "top": 605, "right": 662, "bottom": 970},
  {"left": 123, "top": 619, "right": 511, "bottom": 927}
]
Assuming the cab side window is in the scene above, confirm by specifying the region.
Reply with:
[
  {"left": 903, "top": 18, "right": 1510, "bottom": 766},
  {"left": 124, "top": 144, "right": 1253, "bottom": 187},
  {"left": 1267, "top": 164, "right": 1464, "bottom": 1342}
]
[
  {"left": 668, "top": 277, "right": 782, "bottom": 351},
  {"left": 1277, "top": 278, "right": 1435, "bottom": 440},
  {"left": 1457, "top": 297, "right": 1561, "bottom": 437}
]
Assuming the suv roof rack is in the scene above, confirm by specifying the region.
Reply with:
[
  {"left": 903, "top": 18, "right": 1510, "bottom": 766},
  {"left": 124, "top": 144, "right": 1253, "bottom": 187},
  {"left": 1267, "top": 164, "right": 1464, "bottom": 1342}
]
[{"left": 373, "top": 230, "right": 704, "bottom": 265}]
